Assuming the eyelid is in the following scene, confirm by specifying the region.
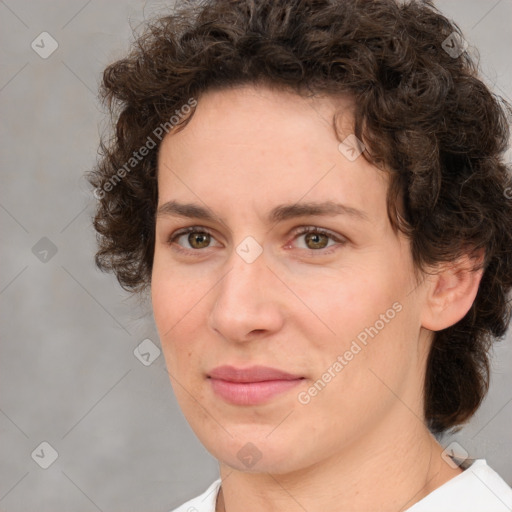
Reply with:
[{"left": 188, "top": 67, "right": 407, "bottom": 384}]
[
  {"left": 287, "top": 225, "right": 347, "bottom": 247},
  {"left": 165, "top": 224, "right": 347, "bottom": 253},
  {"left": 167, "top": 225, "right": 222, "bottom": 249}
]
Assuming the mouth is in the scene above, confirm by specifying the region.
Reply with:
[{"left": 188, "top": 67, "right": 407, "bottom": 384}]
[{"left": 207, "top": 365, "right": 305, "bottom": 405}]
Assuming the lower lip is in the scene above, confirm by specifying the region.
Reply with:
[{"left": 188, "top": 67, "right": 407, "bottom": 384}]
[{"left": 209, "top": 378, "right": 304, "bottom": 405}]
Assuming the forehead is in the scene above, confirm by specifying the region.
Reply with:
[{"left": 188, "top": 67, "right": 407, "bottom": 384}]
[
  {"left": 156, "top": 85, "right": 388, "bottom": 222},
  {"left": 159, "top": 85, "right": 351, "bottom": 158}
]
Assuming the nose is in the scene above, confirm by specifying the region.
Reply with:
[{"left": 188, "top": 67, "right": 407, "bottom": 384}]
[{"left": 208, "top": 248, "right": 285, "bottom": 343}]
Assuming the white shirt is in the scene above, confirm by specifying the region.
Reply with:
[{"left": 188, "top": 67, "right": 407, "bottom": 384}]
[{"left": 169, "top": 459, "right": 512, "bottom": 512}]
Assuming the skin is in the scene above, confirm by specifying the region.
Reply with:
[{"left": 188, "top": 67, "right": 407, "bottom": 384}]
[{"left": 151, "top": 85, "right": 483, "bottom": 512}]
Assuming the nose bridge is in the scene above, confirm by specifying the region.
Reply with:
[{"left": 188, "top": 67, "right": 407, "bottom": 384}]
[
  {"left": 208, "top": 245, "right": 283, "bottom": 339},
  {"left": 218, "top": 246, "right": 270, "bottom": 309}
]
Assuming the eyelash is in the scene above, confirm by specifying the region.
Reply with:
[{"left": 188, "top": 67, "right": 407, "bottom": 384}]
[{"left": 167, "top": 225, "right": 347, "bottom": 255}]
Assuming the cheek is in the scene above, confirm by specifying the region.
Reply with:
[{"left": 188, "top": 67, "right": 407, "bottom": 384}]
[
  {"left": 290, "top": 258, "right": 415, "bottom": 390},
  {"left": 153, "top": 286, "right": 208, "bottom": 412},
  {"left": 290, "top": 266, "right": 401, "bottom": 345},
  {"left": 151, "top": 259, "right": 205, "bottom": 334},
  {"left": 295, "top": 306, "right": 415, "bottom": 437},
  {"left": 151, "top": 270, "right": 205, "bottom": 378}
]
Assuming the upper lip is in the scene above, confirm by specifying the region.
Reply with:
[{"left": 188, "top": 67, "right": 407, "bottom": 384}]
[{"left": 208, "top": 365, "right": 303, "bottom": 383}]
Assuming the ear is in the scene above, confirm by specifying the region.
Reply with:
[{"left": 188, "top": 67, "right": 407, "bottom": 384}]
[{"left": 421, "top": 250, "right": 485, "bottom": 331}]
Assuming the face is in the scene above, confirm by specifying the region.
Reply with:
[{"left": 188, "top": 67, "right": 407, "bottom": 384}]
[{"left": 152, "top": 85, "right": 430, "bottom": 474}]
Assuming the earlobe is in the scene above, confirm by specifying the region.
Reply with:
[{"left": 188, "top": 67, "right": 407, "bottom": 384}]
[{"left": 421, "top": 250, "right": 485, "bottom": 332}]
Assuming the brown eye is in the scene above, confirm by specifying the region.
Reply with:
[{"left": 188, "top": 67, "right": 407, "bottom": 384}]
[
  {"left": 292, "top": 227, "right": 343, "bottom": 252},
  {"left": 304, "top": 232, "right": 329, "bottom": 249},
  {"left": 168, "top": 227, "right": 221, "bottom": 252},
  {"left": 188, "top": 232, "right": 211, "bottom": 249}
]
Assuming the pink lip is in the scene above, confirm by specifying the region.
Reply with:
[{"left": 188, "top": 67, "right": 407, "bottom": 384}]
[{"left": 208, "top": 365, "right": 304, "bottom": 405}]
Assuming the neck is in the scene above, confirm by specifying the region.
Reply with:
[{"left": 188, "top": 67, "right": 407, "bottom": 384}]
[{"left": 215, "top": 419, "right": 462, "bottom": 512}]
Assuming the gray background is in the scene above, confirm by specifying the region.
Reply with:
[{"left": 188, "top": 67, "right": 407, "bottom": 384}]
[{"left": 0, "top": 1, "right": 511, "bottom": 511}]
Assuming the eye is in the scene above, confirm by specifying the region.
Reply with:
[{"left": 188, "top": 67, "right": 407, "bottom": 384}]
[
  {"left": 168, "top": 227, "right": 220, "bottom": 250},
  {"left": 291, "top": 227, "right": 346, "bottom": 251},
  {"left": 166, "top": 226, "right": 345, "bottom": 253}
]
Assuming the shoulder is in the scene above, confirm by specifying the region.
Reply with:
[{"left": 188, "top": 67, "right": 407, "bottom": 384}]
[
  {"left": 406, "top": 459, "right": 512, "bottom": 512},
  {"left": 168, "top": 478, "right": 222, "bottom": 512}
]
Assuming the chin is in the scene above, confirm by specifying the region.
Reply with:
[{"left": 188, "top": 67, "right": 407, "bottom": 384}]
[{"left": 201, "top": 430, "right": 310, "bottom": 475}]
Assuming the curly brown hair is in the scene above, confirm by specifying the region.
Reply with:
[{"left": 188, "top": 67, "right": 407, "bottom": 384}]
[{"left": 88, "top": 0, "right": 512, "bottom": 434}]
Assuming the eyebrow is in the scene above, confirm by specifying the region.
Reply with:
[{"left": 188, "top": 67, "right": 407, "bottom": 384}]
[{"left": 156, "top": 200, "right": 369, "bottom": 223}]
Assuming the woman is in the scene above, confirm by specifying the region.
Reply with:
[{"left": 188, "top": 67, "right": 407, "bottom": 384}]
[{"left": 88, "top": 0, "right": 512, "bottom": 510}]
